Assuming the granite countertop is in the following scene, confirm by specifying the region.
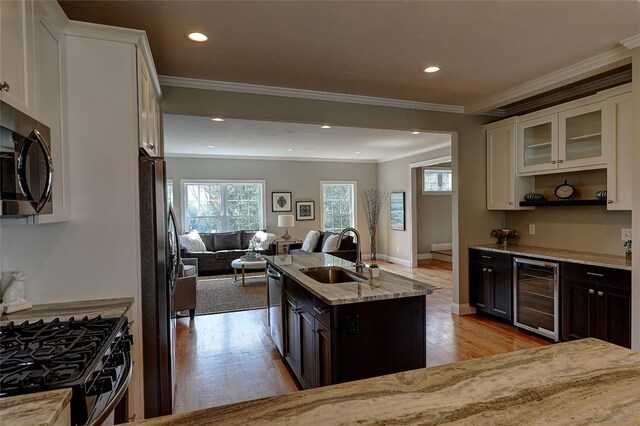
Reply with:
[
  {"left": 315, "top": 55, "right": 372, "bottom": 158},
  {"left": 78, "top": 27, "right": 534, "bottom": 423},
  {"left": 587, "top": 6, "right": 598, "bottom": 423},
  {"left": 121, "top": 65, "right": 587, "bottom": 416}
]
[
  {"left": 0, "top": 297, "right": 134, "bottom": 326},
  {"left": 0, "top": 298, "right": 133, "bottom": 425},
  {"left": 134, "top": 338, "right": 640, "bottom": 425},
  {"left": 266, "top": 253, "right": 438, "bottom": 305},
  {"left": 0, "top": 389, "right": 71, "bottom": 426},
  {"left": 469, "top": 244, "right": 631, "bottom": 271}
]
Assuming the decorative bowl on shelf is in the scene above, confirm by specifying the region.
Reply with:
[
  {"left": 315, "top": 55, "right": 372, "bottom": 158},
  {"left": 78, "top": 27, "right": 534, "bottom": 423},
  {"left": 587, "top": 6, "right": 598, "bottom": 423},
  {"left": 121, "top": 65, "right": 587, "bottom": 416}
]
[
  {"left": 595, "top": 190, "right": 607, "bottom": 200},
  {"left": 490, "top": 229, "right": 520, "bottom": 245}
]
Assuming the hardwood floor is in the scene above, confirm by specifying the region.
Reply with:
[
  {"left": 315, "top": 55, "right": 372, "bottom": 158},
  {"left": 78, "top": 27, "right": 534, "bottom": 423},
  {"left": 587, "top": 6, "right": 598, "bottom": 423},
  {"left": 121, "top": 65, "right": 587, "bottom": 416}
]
[{"left": 174, "top": 258, "right": 549, "bottom": 413}]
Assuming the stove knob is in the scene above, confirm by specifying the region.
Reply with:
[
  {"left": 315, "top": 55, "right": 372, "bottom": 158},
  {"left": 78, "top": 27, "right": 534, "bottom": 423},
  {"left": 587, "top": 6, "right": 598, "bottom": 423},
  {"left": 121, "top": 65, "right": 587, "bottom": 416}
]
[
  {"left": 118, "top": 339, "right": 132, "bottom": 353},
  {"left": 107, "top": 352, "right": 125, "bottom": 368},
  {"left": 87, "top": 377, "right": 113, "bottom": 396},
  {"left": 103, "top": 367, "right": 117, "bottom": 382},
  {"left": 123, "top": 334, "right": 134, "bottom": 346}
]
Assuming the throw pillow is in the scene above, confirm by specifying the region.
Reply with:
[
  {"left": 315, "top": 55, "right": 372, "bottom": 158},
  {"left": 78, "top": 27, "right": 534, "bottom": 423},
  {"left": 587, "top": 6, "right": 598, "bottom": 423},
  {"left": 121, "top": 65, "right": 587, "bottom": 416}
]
[
  {"left": 178, "top": 230, "right": 206, "bottom": 252},
  {"left": 321, "top": 233, "right": 341, "bottom": 252},
  {"left": 251, "top": 231, "right": 276, "bottom": 250},
  {"left": 301, "top": 230, "right": 320, "bottom": 252}
]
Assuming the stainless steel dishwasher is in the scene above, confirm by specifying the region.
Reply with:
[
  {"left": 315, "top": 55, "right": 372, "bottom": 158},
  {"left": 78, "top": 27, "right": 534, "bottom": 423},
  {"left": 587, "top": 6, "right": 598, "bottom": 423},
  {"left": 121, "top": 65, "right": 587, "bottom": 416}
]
[
  {"left": 513, "top": 257, "right": 560, "bottom": 341},
  {"left": 267, "top": 265, "right": 284, "bottom": 356}
]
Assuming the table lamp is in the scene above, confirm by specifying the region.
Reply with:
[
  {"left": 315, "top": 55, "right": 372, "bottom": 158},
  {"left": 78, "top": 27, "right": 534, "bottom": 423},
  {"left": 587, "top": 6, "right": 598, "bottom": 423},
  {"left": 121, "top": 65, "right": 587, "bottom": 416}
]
[{"left": 278, "top": 215, "right": 294, "bottom": 240}]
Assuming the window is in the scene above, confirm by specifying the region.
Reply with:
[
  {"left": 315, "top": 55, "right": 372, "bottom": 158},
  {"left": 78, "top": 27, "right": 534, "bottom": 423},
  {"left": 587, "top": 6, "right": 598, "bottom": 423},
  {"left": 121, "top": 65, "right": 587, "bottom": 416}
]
[
  {"left": 183, "top": 181, "right": 264, "bottom": 233},
  {"left": 422, "top": 168, "right": 452, "bottom": 194},
  {"left": 166, "top": 180, "right": 173, "bottom": 208},
  {"left": 321, "top": 182, "right": 355, "bottom": 233}
]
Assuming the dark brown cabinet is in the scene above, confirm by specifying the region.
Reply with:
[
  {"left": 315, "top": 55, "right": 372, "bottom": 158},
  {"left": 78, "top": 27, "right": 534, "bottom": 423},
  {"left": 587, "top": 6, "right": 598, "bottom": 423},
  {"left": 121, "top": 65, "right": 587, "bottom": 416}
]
[
  {"left": 561, "top": 262, "right": 631, "bottom": 348},
  {"left": 469, "top": 249, "right": 513, "bottom": 321},
  {"left": 282, "top": 275, "right": 425, "bottom": 389}
]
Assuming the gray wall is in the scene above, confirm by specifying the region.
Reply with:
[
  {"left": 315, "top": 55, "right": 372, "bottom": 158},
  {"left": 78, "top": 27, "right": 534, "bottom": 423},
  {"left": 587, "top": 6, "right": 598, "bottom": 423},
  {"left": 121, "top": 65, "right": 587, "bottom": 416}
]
[
  {"left": 166, "top": 157, "right": 378, "bottom": 252},
  {"left": 416, "top": 167, "right": 452, "bottom": 254}
]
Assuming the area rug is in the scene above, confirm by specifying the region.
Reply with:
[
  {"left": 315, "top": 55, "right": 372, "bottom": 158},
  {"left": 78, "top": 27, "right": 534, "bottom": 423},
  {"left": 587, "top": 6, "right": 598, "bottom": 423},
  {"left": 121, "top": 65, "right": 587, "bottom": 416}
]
[{"left": 195, "top": 274, "right": 267, "bottom": 316}]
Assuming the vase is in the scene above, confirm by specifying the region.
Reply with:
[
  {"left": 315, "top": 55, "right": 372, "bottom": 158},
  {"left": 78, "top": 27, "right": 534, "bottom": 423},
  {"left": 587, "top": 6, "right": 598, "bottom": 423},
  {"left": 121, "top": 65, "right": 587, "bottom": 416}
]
[
  {"left": 370, "top": 235, "right": 377, "bottom": 261},
  {"left": 626, "top": 251, "right": 632, "bottom": 262}
]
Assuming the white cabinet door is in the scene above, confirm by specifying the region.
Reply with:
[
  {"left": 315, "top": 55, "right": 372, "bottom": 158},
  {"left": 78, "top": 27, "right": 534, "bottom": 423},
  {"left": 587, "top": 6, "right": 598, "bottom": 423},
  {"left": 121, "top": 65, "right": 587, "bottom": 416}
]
[
  {"left": 605, "top": 93, "right": 632, "bottom": 211},
  {"left": 487, "top": 124, "right": 534, "bottom": 210},
  {"left": 32, "top": 7, "right": 69, "bottom": 223},
  {"left": 0, "top": 0, "right": 34, "bottom": 114},
  {"left": 558, "top": 101, "right": 606, "bottom": 170},
  {"left": 517, "top": 114, "right": 558, "bottom": 174},
  {"left": 137, "top": 51, "right": 159, "bottom": 156}
]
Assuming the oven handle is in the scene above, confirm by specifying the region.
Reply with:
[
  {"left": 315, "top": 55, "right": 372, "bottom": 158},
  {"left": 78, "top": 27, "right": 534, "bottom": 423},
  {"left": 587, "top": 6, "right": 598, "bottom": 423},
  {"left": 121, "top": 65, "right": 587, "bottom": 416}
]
[{"left": 87, "top": 351, "right": 133, "bottom": 426}]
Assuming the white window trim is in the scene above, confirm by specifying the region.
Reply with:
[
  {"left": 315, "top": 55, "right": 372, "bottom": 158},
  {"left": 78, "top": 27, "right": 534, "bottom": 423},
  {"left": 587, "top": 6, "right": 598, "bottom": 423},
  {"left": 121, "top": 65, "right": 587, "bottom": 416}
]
[
  {"left": 320, "top": 180, "right": 357, "bottom": 231},
  {"left": 422, "top": 167, "right": 452, "bottom": 195},
  {"left": 166, "top": 179, "right": 174, "bottom": 208},
  {"left": 181, "top": 179, "right": 266, "bottom": 233}
]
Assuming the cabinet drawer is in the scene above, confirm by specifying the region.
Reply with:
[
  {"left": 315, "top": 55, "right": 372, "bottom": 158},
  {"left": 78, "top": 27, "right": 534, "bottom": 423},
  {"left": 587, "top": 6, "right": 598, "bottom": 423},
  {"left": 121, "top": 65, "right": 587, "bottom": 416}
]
[
  {"left": 562, "top": 262, "right": 630, "bottom": 289},
  {"left": 469, "top": 249, "right": 511, "bottom": 267},
  {"left": 313, "top": 299, "right": 332, "bottom": 329}
]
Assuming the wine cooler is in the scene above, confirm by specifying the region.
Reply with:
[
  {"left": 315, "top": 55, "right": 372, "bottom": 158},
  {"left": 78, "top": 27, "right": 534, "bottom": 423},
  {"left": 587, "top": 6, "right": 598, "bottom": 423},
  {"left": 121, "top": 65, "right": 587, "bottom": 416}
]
[{"left": 513, "top": 257, "right": 560, "bottom": 341}]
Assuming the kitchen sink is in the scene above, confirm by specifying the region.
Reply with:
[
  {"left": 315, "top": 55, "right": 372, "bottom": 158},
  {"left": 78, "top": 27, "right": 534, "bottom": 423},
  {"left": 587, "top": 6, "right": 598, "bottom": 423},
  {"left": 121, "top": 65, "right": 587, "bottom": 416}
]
[{"left": 299, "top": 266, "right": 367, "bottom": 284}]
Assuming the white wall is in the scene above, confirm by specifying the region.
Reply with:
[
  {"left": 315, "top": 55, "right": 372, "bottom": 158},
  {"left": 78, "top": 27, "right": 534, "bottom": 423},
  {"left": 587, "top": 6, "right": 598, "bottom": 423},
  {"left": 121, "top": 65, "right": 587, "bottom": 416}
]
[
  {"left": 415, "top": 167, "right": 452, "bottom": 254},
  {"left": 166, "top": 156, "right": 378, "bottom": 252}
]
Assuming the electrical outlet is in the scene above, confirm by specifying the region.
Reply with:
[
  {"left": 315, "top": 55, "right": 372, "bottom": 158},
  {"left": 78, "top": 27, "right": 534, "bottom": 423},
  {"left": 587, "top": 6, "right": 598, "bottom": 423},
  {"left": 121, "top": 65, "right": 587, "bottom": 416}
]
[
  {"left": 529, "top": 224, "right": 536, "bottom": 235},
  {"left": 622, "top": 228, "right": 632, "bottom": 241}
]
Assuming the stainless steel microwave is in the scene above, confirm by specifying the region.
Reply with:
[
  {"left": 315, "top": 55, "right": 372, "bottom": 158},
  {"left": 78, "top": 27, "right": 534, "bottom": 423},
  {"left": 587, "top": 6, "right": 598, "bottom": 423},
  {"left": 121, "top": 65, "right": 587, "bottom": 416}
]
[{"left": 0, "top": 100, "right": 53, "bottom": 216}]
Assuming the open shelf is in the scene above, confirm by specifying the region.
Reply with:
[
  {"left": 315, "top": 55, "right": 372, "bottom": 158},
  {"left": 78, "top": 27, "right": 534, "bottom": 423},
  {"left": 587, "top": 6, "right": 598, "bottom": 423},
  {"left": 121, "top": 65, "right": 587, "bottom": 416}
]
[
  {"left": 519, "top": 199, "right": 607, "bottom": 207},
  {"left": 525, "top": 141, "right": 552, "bottom": 149},
  {"left": 566, "top": 132, "right": 602, "bottom": 142}
]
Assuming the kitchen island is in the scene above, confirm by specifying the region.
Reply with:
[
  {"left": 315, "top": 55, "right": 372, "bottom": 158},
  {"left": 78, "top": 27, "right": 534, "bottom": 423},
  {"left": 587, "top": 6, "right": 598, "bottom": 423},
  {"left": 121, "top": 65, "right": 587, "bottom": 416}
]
[
  {"left": 135, "top": 338, "right": 640, "bottom": 425},
  {"left": 266, "top": 253, "right": 438, "bottom": 389}
]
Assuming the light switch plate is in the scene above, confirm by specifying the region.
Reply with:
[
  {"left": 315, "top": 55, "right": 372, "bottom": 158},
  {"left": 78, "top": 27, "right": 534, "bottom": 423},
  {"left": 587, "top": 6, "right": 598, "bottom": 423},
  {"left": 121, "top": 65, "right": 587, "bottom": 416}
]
[
  {"left": 529, "top": 224, "right": 536, "bottom": 235},
  {"left": 621, "top": 228, "right": 632, "bottom": 241}
]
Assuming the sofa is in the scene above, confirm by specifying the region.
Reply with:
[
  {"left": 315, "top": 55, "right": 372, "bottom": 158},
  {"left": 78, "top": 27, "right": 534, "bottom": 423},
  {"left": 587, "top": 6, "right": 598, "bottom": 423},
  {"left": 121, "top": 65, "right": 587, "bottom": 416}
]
[
  {"left": 179, "top": 230, "right": 275, "bottom": 276},
  {"left": 289, "top": 230, "right": 357, "bottom": 262}
]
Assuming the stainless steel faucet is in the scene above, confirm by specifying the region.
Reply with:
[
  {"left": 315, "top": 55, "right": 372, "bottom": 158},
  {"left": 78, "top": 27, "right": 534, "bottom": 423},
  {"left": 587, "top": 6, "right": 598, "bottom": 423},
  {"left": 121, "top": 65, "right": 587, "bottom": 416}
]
[{"left": 338, "top": 227, "right": 363, "bottom": 272}]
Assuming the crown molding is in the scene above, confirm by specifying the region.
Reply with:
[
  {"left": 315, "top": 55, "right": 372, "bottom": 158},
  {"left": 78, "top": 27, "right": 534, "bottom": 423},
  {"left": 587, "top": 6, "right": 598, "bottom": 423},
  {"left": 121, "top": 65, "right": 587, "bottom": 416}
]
[
  {"left": 164, "top": 153, "right": 378, "bottom": 164},
  {"left": 464, "top": 46, "right": 632, "bottom": 115},
  {"left": 158, "top": 76, "right": 465, "bottom": 114},
  {"left": 64, "top": 21, "right": 162, "bottom": 97},
  {"left": 620, "top": 33, "right": 640, "bottom": 50}
]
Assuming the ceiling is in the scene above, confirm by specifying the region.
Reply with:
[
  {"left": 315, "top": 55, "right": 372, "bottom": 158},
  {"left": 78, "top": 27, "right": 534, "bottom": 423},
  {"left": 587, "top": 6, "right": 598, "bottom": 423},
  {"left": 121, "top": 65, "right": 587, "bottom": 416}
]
[
  {"left": 58, "top": 1, "right": 640, "bottom": 108},
  {"left": 58, "top": 1, "right": 638, "bottom": 160},
  {"left": 163, "top": 115, "right": 451, "bottom": 162}
]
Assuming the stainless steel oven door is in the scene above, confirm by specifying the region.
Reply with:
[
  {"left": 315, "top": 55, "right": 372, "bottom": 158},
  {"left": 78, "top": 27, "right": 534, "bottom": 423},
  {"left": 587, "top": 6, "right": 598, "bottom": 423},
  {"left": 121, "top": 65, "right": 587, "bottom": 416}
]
[{"left": 0, "top": 101, "right": 53, "bottom": 216}]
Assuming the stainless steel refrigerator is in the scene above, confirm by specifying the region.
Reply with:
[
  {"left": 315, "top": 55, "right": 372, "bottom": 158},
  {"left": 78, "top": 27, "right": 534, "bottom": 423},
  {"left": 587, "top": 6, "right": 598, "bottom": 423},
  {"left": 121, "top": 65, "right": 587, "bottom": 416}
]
[{"left": 139, "top": 150, "right": 178, "bottom": 418}]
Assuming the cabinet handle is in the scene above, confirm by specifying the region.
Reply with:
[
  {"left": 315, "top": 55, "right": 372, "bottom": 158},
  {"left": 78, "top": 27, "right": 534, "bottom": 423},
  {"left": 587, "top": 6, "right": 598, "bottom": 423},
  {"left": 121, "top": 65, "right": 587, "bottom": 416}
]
[
  {"left": 551, "top": 160, "right": 556, "bottom": 164},
  {"left": 589, "top": 289, "right": 595, "bottom": 294},
  {"left": 597, "top": 291, "right": 604, "bottom": 297},
  {"left": 487, "top": 269, "right": 493, "bottom": 273},
  {"left": 481, "top": 255, "right": 492, "bottom": 259},
  {"left": 587, "top": 272, "right": 604, "bottom": 277},
  {"left": 607, "top": 200, "right": 613, "bottom": 204},
  {"left": 149, "top": 143, "right": 155, "bottom": 149},
  {"left": 128, "top": 415, "right": 137, "bottom": 422},
  {"left": 558, "top": 159, "right": 564, "bottom": 163},
  {"left": 482, "top": 268, "right": 487, "bottom": 272},
  {"left": 509, "top": 201, "right": 513, "bottom": 205},
  {"left": 314, "top": 307, "right": 329, "bottom": 315},
  {"left": 0, "top": 81, "right": 9, "bottom": 92}
]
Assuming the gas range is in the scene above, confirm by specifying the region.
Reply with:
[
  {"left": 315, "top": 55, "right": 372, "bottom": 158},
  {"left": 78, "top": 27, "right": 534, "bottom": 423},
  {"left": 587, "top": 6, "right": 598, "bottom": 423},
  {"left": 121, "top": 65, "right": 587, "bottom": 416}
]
[{"left": 0, "top": 315, "right": 133, "bottom": 425}]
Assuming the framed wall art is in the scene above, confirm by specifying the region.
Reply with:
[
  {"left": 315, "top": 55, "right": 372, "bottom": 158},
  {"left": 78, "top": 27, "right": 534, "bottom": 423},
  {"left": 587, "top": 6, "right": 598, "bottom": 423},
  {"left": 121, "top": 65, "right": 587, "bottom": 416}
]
[
  {"left": 272, "top": 192, "right": 292, "bottom": 212},
  {"left": 390, "top": 192, "right": 405, "bottom": 231},
  {"left": 296, "top": 201, "right": 315, "bottom": 221}
]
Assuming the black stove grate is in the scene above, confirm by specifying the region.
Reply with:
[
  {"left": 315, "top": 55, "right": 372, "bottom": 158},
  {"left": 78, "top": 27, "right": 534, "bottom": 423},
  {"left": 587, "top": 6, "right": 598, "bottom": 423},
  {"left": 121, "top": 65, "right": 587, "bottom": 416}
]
[{"left": 0, "top": 316, "right": 119, "bottom": 395}]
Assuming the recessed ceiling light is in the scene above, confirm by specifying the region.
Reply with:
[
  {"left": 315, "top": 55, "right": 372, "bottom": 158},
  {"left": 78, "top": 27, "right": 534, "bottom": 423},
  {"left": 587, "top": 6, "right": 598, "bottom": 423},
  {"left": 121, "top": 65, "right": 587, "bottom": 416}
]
[
  {"left": 211, "top": 117, "right": 225, "bottom": 122},
  {"left": 188, "top": 32, "right": 208, "bottom": 42},
  {"left": 423, "top": 66, "right": 440, "bottom": 73},
  {"left": 411, "top": 131, "right": 421, "bottom": 135},
  {"left": 354, "top": 151, "right": 361, "bottom": 154},
  {"left": 287, "top": 148, "right": 294, "bottom": 152},
  {"left": 321, "top": 125, "right": 332, "bottom": 129},
  {"left": 207, "top": 145, "right": 215, "bottom": 148}
]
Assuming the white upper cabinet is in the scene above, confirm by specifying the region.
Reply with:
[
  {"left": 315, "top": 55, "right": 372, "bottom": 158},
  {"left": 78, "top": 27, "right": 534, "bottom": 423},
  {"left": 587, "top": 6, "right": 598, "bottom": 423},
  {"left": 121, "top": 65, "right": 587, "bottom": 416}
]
[
  {"left": 517, "top": 101, "right": 607, "bottom": 176},
  {"left": 137, "top": 49, "right": 160, "bottom": 157},
  {"left": 0, "top": 0, "right": 35, "bottom": 114},
  {"left": 486, "top": 122, "right": 534, "bottom": 210},
  {"left": 604, "top": 92, "right": 632, "bottom": 211}
]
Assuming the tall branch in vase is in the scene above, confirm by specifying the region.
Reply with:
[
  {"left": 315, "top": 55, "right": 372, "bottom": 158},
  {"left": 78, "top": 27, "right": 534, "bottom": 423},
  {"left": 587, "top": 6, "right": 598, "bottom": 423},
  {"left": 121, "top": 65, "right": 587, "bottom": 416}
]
[{"left": 361, "top": 189, "right": 389, "bottom": 261}]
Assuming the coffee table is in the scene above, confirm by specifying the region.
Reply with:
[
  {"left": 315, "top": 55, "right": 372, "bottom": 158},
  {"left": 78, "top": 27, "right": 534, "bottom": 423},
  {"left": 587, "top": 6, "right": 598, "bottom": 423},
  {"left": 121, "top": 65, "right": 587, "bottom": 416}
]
[{"left": 231, "top": 258, "right": 267, "bottom": 286}]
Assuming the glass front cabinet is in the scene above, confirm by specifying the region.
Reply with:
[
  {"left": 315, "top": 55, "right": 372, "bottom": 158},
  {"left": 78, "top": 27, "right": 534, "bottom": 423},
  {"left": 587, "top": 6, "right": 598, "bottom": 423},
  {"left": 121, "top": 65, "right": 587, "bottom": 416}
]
[{"left": 517, "top": 101, "right": 606, "bottom": 175}]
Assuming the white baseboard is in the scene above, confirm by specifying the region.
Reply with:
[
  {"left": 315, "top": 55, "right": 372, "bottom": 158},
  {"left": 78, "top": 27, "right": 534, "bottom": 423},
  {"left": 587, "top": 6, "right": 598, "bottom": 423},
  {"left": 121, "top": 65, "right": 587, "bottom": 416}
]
[
  {"left": 432, "top": 253, "right": 452, "bottom": 262},
  {"left": 451, "top": 303, "right": 476, "bottom": 315},
  {"left": 431, "top": 243, "right": 452, "bottom": 251},
  {"left": 417, "top": 253, "right": 433, "bottom": 260},
  {"left": 375, "top": 254, "right": 411, "bottom": 267}
]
